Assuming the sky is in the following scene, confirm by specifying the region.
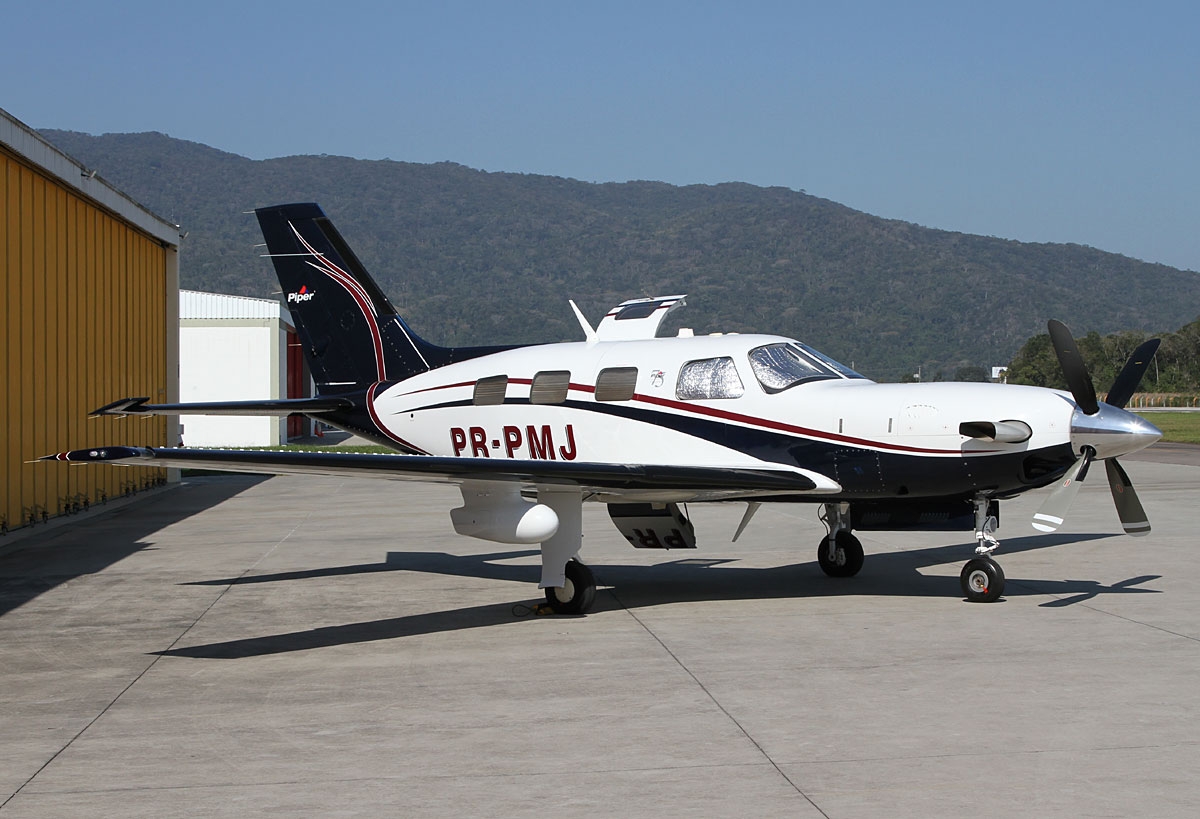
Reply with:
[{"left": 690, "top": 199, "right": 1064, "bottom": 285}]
[{"left": 3, "top": 0, "right": 1198, "bottom": 272}]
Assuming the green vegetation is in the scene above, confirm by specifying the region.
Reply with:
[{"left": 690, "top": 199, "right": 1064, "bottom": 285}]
[
  {"left": 1135, "top": 412, "right": 1200, "bottom": 445},
  {"left": 41, "top": 129, "right": 1200, "bottom": 382},
  {"left": 1005, "top": 317, "right": 1200, "bottom": 394}
]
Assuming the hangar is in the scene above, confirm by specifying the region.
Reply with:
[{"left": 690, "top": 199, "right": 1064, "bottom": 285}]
[
  {"left": 1, "top": 106, "right": 180, "bottom": 534},
  {"left": 179, "top": 289, "right": 310, "bottom": 446}
]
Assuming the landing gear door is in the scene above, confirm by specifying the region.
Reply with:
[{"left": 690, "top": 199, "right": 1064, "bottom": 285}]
[{"left": 608, "top": 503, "right": 697, "bottom": 549}]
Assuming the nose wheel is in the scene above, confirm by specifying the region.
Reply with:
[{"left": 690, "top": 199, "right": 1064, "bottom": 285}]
[{"left": 960, "top": 556, "right": 1005, "bottom": 602}]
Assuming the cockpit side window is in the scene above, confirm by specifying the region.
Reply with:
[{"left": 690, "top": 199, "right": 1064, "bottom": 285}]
[
  {"left": 748, "top": 344, "right": 839, "bottom": 393},
  {"left": 676, "top": 357, "right": 745, "bottom": 400}
]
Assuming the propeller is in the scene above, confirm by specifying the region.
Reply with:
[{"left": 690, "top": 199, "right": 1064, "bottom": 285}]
[
  {"left": 1104, "top": 338, "right": 1162, "bottom": 411},
  {"left": 1033, "top": 322, "right": 1160, "bottom": 535},
  {"left": 1032, "top": 445, "right": 1094, "bottom": 532},
  {"left": 1105, "top": 459, "right": 1151, "bottom": 536},
  {"left": 1047, "top": 320, "right": 1098, "bottom": 415}
]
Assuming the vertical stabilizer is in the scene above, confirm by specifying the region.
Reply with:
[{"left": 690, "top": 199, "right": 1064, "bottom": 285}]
[{"left": 255, "top": 203, "right": 434, "bottom": 392}]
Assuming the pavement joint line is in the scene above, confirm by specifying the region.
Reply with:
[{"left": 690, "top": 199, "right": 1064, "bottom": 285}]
[
  {"left": 0, "top": 506, "right": 316, "bottom": 811},
  {"left": 606, "top": 588, "right": 832, "bottom": 819}
]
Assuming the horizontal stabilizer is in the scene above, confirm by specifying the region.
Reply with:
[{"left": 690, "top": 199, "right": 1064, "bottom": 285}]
[{"left": 90, "top": 395, "right": 355, "bottom": 418}]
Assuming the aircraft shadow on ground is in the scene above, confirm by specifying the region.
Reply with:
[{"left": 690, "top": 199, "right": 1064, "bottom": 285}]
[{"left": 158, "top": 532, "right": 1160, "bottom": 659}]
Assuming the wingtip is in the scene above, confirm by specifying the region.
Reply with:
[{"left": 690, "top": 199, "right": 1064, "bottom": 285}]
[{"left": 35, "top": 446, "right": 149, "bottom": 463}]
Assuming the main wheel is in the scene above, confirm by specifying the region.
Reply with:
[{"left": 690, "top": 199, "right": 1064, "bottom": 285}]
[
  {"left": 544, "top": 558, "right": 596, "bottom": 614},
  {"left": 817, "top": 531, "right": 864, "bottom": 577},
  {"left": 960, "top": 557, "right": 1005, "bottom": 603}
]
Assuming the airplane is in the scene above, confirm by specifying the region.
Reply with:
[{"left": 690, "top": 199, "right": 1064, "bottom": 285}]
[{"left": 43, "top": 202, "right": 1164, "bottom": 613}]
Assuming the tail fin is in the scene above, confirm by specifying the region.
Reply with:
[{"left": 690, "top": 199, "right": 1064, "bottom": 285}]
[{"left": 255, "top": 203, "right": 436, "bottom": 392}]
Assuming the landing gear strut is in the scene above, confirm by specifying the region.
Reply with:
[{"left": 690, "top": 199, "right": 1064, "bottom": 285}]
[
  {"left": 544, "top": 558, "right": 596, "bottom": 614},
  {"left": 963, "top": 496, "right": 1005, "bottom": 602},
  {"left": 818, "top": 503, "right": 864, "bottom": 578}
]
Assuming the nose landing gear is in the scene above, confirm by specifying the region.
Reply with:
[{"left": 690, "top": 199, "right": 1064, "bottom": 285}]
[{"left": 963, "top": 496, "right": 1005, "bottom": 602}]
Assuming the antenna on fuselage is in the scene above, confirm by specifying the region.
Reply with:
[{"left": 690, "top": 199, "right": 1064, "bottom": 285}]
[{"left": 569, "top": 300, "right": 598, "bottom": 344}]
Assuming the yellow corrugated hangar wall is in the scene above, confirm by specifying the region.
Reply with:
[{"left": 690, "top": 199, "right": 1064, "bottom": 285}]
[{"left": 1, "top": 108, "right": 180, "bottom": 534}]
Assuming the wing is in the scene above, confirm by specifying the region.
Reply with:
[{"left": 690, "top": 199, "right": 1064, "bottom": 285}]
[{"left": 40, "top": 446, "right": 841, "bottom": 502}]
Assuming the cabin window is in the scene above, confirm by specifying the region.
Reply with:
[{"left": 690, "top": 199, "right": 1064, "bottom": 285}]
[
  {"left": 595, "top": 367, "right": 638, "bottom": 402},
  {"left": 530, "top": 370, "right": 570, "bottom": 404},
  {"left": 676, "top": 357, "right": 745, "bottom": 400},
  {"left": 473, "top": 375, "right": 508, "bottom": 405},
  {"left": 748, "top": 344, "right": 839, "bottom": 393}
]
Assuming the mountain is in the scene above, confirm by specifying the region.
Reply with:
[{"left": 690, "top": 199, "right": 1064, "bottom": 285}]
[{"left": 39, "top": 129, "right": 1200, "bottom": 381}]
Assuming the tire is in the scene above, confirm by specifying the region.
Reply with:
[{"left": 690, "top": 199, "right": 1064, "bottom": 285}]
[
  {"left": 544, "top": 559, "right": 596, "bottom": 614},
  {"left": 817, "top": 531, "right": 864, "bottom": 578},
  {"left": 960, "top": 557, "right": 1005, "bottom": 603}
]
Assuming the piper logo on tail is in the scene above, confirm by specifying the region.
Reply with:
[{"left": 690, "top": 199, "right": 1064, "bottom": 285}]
[{"left": 287, "top": 286, "right": 315, "bottom": 303}]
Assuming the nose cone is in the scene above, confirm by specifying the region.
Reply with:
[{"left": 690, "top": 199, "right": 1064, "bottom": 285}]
[{"left": 1070, "top": 404, "right": 1162, "bottom": 459}]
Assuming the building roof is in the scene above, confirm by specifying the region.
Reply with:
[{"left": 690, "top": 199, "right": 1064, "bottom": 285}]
[
  {"left": 180, "top": 290, "right": 293, "bottom": 327},
  {"left": 0, "top": 106, "right": 180, "bottom": 247}
]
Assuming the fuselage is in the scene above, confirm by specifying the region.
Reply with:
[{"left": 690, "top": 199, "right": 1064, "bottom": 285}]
[{"left": 338, "top": 333, "right": 1095, "bottom": 503}]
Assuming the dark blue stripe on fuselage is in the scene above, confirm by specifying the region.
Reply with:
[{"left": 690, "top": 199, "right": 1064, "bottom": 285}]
[{"left": 367, "top": 392, "right": 1077, "bottom": 501}]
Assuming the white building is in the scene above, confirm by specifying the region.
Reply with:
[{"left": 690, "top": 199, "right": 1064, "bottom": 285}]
[{"left": 179, "top": 290, "right": 310, "bottom": 446}]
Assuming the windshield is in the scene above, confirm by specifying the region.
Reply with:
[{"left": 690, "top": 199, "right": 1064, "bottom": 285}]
[
  {"left": 797, "top": 342, "right": 865, "bottom": 379},
  {"left": 748, "top": 343, "right": 863, "bottom": 393}
]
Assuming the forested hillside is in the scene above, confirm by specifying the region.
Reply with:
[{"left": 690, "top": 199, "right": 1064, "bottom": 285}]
[{"left": 41, "top": 129, "right": 1200, "bottom": 380}]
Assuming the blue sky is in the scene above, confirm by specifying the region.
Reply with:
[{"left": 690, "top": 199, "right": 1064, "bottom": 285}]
[{"left": 4, "top": 1, "right": 1198, "bottom": 272}]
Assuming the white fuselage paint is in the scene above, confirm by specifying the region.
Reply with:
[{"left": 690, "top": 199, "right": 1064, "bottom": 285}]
[{"left": 365, "top": 334, "right": 1078, "bottom": 482}]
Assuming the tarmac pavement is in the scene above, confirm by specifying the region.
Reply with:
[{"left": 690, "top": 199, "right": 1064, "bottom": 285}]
[{"left": 2, "top": 446, "right": 1198, "bottom": 817}]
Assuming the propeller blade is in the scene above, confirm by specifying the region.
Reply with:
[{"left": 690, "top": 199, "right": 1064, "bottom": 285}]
[
  {"left": 1032, "top": 447, "right": 1094, "bottom": 532},
  {"left": 1048, "top": 320, "right": 1099, "bottom": 415},
  {"left": 1104, "top": 338, "right": 1161, "bottom": 410},
  {"left": 1106, "top": 458, "right": 1151, "bottom": 536}
]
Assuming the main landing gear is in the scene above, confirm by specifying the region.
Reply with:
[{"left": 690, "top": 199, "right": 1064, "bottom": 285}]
[
  {"left": 817, "top": 503, "right": 864, "bottom": 578},
  {"left": 544, "top": 558, "right": 596, "bottom": 614}
]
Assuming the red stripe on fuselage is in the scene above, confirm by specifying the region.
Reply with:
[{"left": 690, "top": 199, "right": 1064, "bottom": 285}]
[
  {"left": 367, "top": 382, "right": 429, "bottom": 453},
  {"left": 388, "top": 372, "right": 986, "bottom": 456}
]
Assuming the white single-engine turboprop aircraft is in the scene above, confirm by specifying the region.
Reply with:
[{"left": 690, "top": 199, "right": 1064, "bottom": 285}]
[{"left": 45, "top": 203, "right": 1163, "bottom": 612}]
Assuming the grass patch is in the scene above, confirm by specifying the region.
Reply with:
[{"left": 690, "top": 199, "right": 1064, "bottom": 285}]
[{"left": 1135, "top": 412, "right": 1200, "bottom": 445}]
